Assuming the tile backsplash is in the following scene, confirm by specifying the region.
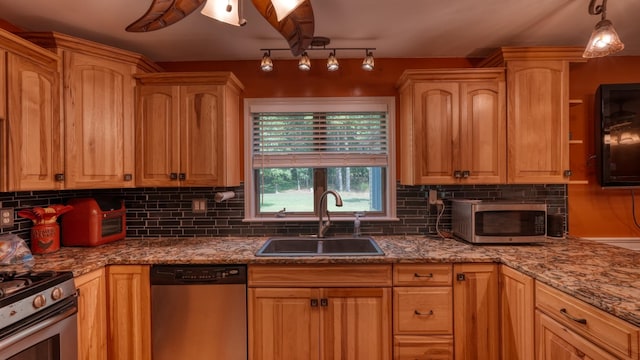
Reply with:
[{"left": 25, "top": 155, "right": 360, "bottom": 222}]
[{"left": 0, "top": 183, "right": 567, "bottom": 244}]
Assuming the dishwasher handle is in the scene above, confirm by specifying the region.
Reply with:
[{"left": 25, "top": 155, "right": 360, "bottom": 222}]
[{"left": 150, "top": 264, "right": 247, "bottom": 285}]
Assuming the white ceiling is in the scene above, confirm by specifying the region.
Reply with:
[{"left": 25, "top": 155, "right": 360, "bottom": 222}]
[{"left": 2, "top": 0, "right": 640, "bottom": 62}]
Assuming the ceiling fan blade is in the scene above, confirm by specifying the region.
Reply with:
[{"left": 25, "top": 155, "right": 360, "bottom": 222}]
[
  {"left": 251, "top": 0, "right": 314, "bottom": 56},
  {"left": 126, "top": 0, "right": 205, "bottom": 32}
]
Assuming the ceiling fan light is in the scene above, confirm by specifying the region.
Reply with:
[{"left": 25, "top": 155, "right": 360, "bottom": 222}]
[
  {"left": 583, "top": 19, "right": 624, "bottom": 58},
  {"left": 327, "top": 52, "right": 339, "bottom": 71},
  {"left": 298, "top": 52, "right": 311, "bottom": 71},
  {"left": 201, "top": 0, "right": 247, "bottom": 26},
  {"left": 261, "top": 52, "right": 274, "bottom": 72},
  {"left": 362, "top": 51, "right": 375, "bottom": 71},
  {"left": 271, "top": 0, "right": 305, "bottom": 21}
]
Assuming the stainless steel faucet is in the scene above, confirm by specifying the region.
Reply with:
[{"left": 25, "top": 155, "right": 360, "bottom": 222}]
[{"left": 318, "top": 190, "right": 343, "bottom": 238}]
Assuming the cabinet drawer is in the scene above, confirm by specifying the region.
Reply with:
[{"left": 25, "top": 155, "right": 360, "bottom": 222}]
[
  {"left": 536, "top": 311, "right": 617, "bottom": 360},
  {"left": 394, "top": 264, "right": 452, "bottom": 286},
  {"left": 394, "top": 287, "right": 453, "bottom": 334},
  {"left": 248, "top": 264, "right": 392, "bottom": 287},
  {"left": 535, "top": 281, "right": 640, "bottom": 359},
  {"left": 394, "top": 335, "right": 453, "bottom": 360}
]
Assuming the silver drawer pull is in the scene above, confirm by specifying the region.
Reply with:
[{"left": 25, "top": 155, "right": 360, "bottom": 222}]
[
  {"left": 414, "top": 273, "right": 434, "bottom": 278},
  {"left": 560, "top": 308, "right": 587, "bottom": 324},
  {"left": 414, "top": 310, "right": 434, "bottom": 316}
]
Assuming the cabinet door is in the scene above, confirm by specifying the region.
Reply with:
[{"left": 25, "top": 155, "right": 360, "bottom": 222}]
[
  {"left": 75, "top": 268, "right": 107, "bottom": 360},
  {"left": 411, "top": 82, "right": 459, "bottom": 184},
  {"left": 322, "top": 287, "right": 392, "bottom": 360},
  {"left": 180, "top": 85, "right": 225, "bottom": 186},
  {"left": 459, "top": 81, "right": 506, "bottom": 184},
  {"left": 5, "top": 53, "right": 62, "bottom": 191},
  {"left": 500, "top": 265, "right": 534, "bottom": 360},
  {"left": 453, "top": 263, "right": 499, "bottom": 360},
  {"left": 507, "top": 60, "right": 570, "bottom": 183},
  {"left": 106, "top": 265, "right": 151, "bottom": 360},
  {"left": 248, "top": 288, "right": 321, "bottom": 360},
  {"left": 64, "top": 52, "right": 135, "bottom": 188},
  {"left": 536, "top": 311, "right": 616, "bottom": 360},
  {"left": 135, "top": 85, "right": 181, "bottom": 187}
]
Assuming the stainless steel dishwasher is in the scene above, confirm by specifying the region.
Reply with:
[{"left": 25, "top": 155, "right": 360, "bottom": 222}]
[{"left": 150, "top": 264, "right": 247, "bottom": 360}]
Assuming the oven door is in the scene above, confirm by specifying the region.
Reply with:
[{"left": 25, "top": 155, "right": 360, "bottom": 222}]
[{"left": 0, "top": 297, "right": 77, "bottom": 360}]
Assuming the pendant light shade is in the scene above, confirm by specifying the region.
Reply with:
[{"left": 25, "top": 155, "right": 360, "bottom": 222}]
[
  {"left": 201, "top": 0, "right": 247, "bottom": 26},
  {"left": 583, "top": 0, "right": 624, "bottom": 58},
  {"left": 271, "top": 0, "right": 305, "bottom": 21},
  {"left": 583, "top": 19, "right": 624, "bottom": 58}
]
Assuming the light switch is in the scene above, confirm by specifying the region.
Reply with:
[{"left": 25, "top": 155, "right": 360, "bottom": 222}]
[{"left": 192, "top": 199, "right": 207, "bottom": 214}]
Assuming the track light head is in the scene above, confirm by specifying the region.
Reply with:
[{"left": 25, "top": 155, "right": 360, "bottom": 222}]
[
  {"left": 327, "top": 51, "right": 339, "bottom": 71},
  {"left": 362, "top": 50, "right": 375, "bottom": 71}
]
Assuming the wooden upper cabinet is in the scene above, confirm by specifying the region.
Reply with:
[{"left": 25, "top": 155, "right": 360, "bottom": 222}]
[
  {"left": 18, "top": 31, "right": 162, "bottom": 189},
  {"left": 135, "top": 72, "right": 244, "bottom": 187},
  {"left": 480, "top": 47, "right": 585, "bottom": 184},
  {"left": 0, "top": 29, "right": 61, "bottom": 192},
  {"left": 62, "top": 52, "right": 136, "bottom": 188},
  {"left": 397, "top": 69, "right": 506, "bottom": 185}
]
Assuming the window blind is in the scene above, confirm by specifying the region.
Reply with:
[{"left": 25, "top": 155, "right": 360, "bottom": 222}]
[{"left": 252, "top": 111, "right": 389, "bottom": 168}]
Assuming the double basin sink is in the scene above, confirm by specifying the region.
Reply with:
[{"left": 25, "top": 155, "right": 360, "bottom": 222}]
[{"left": 255, "top": 236, "right": 384, "bottom": 256}]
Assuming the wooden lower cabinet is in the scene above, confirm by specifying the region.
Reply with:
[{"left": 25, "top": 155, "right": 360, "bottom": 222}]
[
  {"left": 393, "top": 264, "right": 454, "bottom": 360},
  {"left": 75, "top": 268, "right": 108, "bottom": 360},
  {"left": 248, "top": 264, "right": 392, "bottom": 360},
  {"left": 453, "top": 263, "right": 499, "bottom": 360},
  {"left": 536, "top": 311, "right": 616, "bottom": 360},
  {"left": 535, "top": 281, "right": 640, "bottom": 359},
  {"left": 500, "top": 265, "right": 534, "bottom": 360},
  {"left": 106, "top": 265, "right": 151, "bottom": 360}
]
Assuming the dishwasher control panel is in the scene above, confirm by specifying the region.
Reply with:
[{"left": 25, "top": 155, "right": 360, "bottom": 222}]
[{"left": 150, "top": 265, "right": 247, "bottom": 285}]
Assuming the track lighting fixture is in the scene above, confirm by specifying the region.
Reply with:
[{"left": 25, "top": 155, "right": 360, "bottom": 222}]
[
  {"left": 259, "top": 36, "right": 376, "bottom": 72},
  {"left": 261, "top": 51, "right": 273, "bottom": 72},
  {"left": 298, "top": 52, "right": 311, "bottom": 71},
  {"left": 327, "top": 51, "right": 339, "bottom": 71},
  {"left": 361, "top": 50, "right": 375, "bottom": 71},
  {"left": 583, "top": 0, "right": 624, "bottom": 58}
]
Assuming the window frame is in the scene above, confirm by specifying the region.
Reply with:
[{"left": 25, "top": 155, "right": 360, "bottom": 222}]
[{"left": 243, "top": 97, "right": 397, "bottom": 222}]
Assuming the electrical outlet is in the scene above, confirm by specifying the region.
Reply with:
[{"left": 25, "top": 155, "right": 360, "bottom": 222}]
[
  {"left": 428, "top": 190, "right": 438, "bottom": 205},
  {"left": 192, "top": 199, "right": 207, "bottom": 214},
  {"left": 0, "top": 208, "right": 14, "bottom": 228}
]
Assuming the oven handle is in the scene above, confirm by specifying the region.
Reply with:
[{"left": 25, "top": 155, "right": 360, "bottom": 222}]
[{"left": 0, "top": 304, "right": 77, "bottom": 350}]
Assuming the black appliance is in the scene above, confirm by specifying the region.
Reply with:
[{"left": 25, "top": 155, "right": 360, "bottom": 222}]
[
  {"left": 595, "top": 83, "right": 640, "bottom": 188},
  {"left": 0, "top": 270, "right": 77, "bottom": 359}
]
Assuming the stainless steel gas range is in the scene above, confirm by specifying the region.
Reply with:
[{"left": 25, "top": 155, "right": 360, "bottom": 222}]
[{"left": 0, "top": 270, "right": 77, "bottom": 360}]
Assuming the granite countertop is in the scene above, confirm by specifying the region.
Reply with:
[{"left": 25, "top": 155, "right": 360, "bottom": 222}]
[{"left": 11, "top": 235, "right": 640, "bottom": 328}]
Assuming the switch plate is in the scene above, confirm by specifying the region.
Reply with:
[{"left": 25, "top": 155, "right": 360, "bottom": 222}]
[
  {"left": 0, "top": 208, "right": 14, "bottom": 228},
  {"left": 192, "top": 199, "right": 207, "bottom": 214}
]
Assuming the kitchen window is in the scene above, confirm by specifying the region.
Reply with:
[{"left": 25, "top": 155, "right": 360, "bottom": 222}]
[{"left": 244, "top": 97, "right": 396, "bottom": 221}]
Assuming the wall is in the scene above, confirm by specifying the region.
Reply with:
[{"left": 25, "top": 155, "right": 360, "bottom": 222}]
[{"left": 568, "top": 57, "right": 640, "bottom": 237}]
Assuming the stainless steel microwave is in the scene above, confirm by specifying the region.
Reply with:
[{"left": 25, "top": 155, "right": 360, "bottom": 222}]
[{"left": 451, "top": 200, "right": 547, "bottom": 244}]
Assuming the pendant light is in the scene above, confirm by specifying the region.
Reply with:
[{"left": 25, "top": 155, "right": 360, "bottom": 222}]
[
  {"left": 583, "top": 0, "right": 624, "bottom": 58},
  {"left": 271, "top": 0, "right": 305, "bottom": 21},
  {"left": 201, "top": 0, "right": 247, "bottom": 26}
]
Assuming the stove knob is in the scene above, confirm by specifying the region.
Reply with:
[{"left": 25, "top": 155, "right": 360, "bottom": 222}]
[
  {"left": 51, "top": 287, "right": 64, "bottom": 301},
  {"left": 33, "top": 294, "right": 46, "bottom": 309}
]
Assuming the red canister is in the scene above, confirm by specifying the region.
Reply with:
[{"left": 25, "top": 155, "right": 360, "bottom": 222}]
[{"left": 30, "top": 223, "right": 60, "bottom": 254}]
